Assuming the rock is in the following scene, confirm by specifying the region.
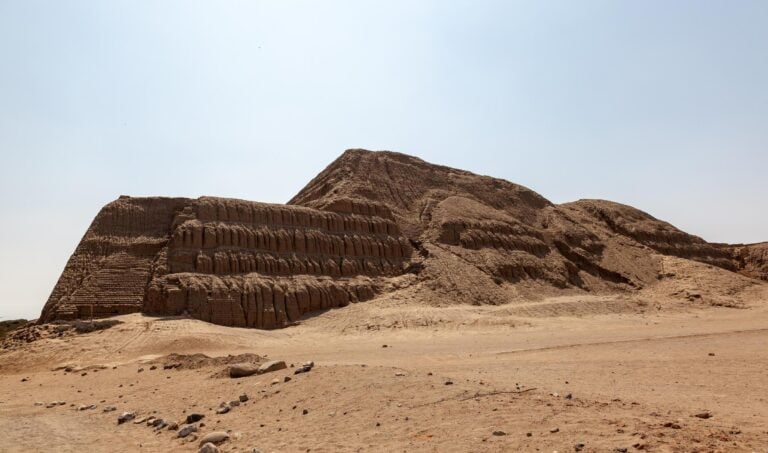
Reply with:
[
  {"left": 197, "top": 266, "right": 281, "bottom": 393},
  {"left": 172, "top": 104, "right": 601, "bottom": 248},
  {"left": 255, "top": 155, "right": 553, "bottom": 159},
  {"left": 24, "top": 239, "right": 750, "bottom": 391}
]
[
  {"left": 78, "top": 404, "right": 96, "bottom": 411},
  {"left": 216, "top": 404, "right": 231, "bottom": 415},
  {"left": 663, "top": 422, "right": 681, "bottom": 429},
  {"left": 694, "top": 412, "right": 712, "bottom": 419},
  {"left": 270, "top": 378, "right": 280, "bottom": 385},
  {"left": 492, "top": 430, "right": 506, "bottom": 436},
  {"left": 151, "top": 418, "right": 165, "bottom": 427},
  {"left": 163, "top": 363, "right": 181, "bottom": 370},
  {"left": 149, "top": 365, "right": 157, "bottom": 370},
  {"left": 199, "top": 443, "right": 219, "bottom": 453},
  {"left": 302, "top": 409, "right": 308, "bottom": 415},
  {"left": 103, "top": 405, "right": 116, "bottom": 412},
  {"left": 575, "top": 443, "right": 585, "bottom": 451},
  {"left": 239, "top": 394, "right": 249, "bottom": 402},
  {"left": 199, "top": 431, "right": 229, "bottom": 446},
  {"left": 444, "top": 380, "right": 453, "bottom": 385},
  {"left": 137, "top": 368, "right": 144, "bottom": 373},
  {"left": 167, "top": 422, "right": 179, "bottom": 430},
  {"left": 565, "top": 393, "right": 573, "bottom": 400},
  {"left": 229, "top": 364, "right": 259, "bottom": 378},
  {"left": 117, "top": 411, "right": 136, "bottom": 425},
  {"left": 178, "top": 423, "right": 198, "bottom": 438},
  {"left": 303, "top": 360, "right": 315, "bottom": 368},
  {"left": 283, "top": 376, "right": 292, "bottom": 383},
  {"left": 708, "top": 352, "right": 715, "bottom": 356},
  {"left": 550, "top": 427, "right": 559, "bottom": 433},
  {"left": 257, "top": 360, "right": 287, "bottom": 374},
  {"left": 186, "top": 413, "right": 205, "bottom": 423},
  {"left": 294, "top": 365, "right": 312, "bottom": 374},
  {"left": 395, "top": 372, "right": 406, "bottom": 377},
  {"left": 230, "top": 400, "right": 240, "bottom": 407}
]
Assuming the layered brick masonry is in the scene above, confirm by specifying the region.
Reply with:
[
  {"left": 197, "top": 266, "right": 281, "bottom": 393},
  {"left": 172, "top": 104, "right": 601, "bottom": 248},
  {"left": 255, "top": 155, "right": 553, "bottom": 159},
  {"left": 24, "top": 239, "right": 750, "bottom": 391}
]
[{"left": 40, "top": 196, "right": 413, "bottom": 328}]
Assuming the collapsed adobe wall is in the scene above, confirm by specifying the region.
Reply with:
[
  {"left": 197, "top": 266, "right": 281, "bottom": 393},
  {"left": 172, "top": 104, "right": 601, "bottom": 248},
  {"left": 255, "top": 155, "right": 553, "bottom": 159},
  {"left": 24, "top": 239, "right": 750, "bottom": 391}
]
[
  {"left": 143, "top": 197, "right": 412, "bottom": 328},
  {"left": 39, "top": 196, "right": 191, "bottom": 322},
  {"left": 41, "top": 196, "right": 414, "bottom": 329}
]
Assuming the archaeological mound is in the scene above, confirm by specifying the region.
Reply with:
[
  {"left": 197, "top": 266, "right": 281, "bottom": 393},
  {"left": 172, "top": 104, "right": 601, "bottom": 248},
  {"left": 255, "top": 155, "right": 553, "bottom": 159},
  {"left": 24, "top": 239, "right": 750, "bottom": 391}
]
[{"left": 40, "top": 149, "right": 768, "bottom": 328}]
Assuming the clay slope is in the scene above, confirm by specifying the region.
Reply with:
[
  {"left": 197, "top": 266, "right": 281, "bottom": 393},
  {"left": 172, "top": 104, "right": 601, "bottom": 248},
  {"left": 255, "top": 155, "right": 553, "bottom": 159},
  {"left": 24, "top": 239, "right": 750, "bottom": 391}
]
[
  {"left": 41, "top": 149, "right": 765, "bottom": 327},
  {"left": 290, "top": 149, "right": 764, "bottom": 301}
]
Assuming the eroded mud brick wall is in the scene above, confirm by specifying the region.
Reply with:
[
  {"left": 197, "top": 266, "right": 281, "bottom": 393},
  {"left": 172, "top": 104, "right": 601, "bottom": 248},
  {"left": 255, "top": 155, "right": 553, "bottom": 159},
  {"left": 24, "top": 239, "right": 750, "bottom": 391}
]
[
  {"left": 145, "top": 197, "right": 414, "bottom": 328},
  {"left": 40, "top": 197, "right": 190, "bottom": 322},
  {"left": 167, "top": 198, "right": 412, "bottom": 278}
]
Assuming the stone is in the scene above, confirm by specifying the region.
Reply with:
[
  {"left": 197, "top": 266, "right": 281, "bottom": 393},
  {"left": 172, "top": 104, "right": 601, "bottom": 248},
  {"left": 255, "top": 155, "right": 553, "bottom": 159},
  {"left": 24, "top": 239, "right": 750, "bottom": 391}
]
[
  {"left": 283, "top": 376, "right": 292, "bottom": 383},
  {"left": 178, "top": 423, "right": 198, "bottom": 438},
  {"left": 694, "top": 412, "right": 712, "bottom": 419},
  {"left": 78, "top": 404, "right": 96, "bottom": 411},
  {"left": 229, "top": 364, "right": 259, "bottom": 378},
  {"left": 117, "top": 412, "right": 136, "bottom": 424},
  {"left": 167, "top": 422, "right": 179, "bottom": 430},
  {"left": 216, "top": 404, "right": 231, "bottom": 415},
  {"left": 492, "top": 430, "right": 506, "bottom": 436},
  {"left": 239, "top": 394, "right": 249, "bottom": 402},
  {"left": 199, "top": 443, "right": 219, "bottom": 453},
  {"left": 103, "top": 405, "right": 117, "bottom": 412},
  {"left": 294, "top": 364, "right": 313, "bottom": 374},
  {"left": 198, "top": 431, "right": 229, "bottom": 446},
  {"left": 186, "top": 413, "right": 205, "bottom": 423},
  {"left": 257, "top": 360, "right": 287, "bottom": 374}
]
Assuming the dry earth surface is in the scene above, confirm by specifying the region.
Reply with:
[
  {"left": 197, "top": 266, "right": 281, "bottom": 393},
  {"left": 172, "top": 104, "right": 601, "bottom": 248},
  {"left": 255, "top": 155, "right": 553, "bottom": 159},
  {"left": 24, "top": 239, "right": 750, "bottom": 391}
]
[{"left": 2, "top": 278, "right": 768, "bottom": 453}]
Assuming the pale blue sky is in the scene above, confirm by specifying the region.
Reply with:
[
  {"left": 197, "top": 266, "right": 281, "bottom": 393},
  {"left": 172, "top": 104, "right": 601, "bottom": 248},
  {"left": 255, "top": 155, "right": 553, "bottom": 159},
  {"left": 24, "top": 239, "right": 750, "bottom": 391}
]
[{"left": 1, "top": 1, "right": 766, "bottom": 319}]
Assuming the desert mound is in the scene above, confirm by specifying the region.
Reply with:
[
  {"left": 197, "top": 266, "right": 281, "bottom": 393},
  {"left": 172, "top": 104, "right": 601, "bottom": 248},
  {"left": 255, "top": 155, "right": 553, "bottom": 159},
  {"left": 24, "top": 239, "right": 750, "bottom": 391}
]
[{"left": 39, "top": 149, "right": 766, "bottom": 328}]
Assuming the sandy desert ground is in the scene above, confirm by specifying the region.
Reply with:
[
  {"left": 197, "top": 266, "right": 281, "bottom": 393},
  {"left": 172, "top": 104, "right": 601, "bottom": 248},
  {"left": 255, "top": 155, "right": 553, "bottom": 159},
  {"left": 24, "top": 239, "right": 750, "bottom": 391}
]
[{"left": 2, "top": 269, "right": 768, "bottom": 453}]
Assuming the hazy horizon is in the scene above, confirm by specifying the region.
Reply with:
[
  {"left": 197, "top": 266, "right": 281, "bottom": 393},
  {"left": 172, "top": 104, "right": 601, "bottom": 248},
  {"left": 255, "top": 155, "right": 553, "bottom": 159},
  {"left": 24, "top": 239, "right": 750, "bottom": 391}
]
[{"left": 1, "top": 1, "right": 767, "bottom": 320}]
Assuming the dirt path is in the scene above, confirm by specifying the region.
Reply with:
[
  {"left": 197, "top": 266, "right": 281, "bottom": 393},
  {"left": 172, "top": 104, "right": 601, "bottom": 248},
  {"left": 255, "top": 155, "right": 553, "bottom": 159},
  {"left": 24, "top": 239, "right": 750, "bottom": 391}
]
[{"left": 1, "top": 298, "right": 767, "bottom": 452}]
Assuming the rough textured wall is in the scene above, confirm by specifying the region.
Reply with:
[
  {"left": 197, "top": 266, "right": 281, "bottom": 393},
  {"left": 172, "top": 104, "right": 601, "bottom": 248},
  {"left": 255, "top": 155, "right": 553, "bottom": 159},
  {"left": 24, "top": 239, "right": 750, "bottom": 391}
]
[
  {"left": 39, "top": 196, "right": 190, "bottom": 322},
  {"left": 42, "top": 195, "right": 413, "bottom": 329},
  {"left": 144, "top": 197, "right": 412, "bottom": 328},
  {"left": 725, "top": 243, "right": 768, "bottom": 281}
]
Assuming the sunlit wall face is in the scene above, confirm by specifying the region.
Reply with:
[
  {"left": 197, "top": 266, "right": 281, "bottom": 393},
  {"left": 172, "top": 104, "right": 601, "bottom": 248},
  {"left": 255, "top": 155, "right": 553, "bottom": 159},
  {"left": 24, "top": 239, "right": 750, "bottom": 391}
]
[{"left": 0, "top": 0, "right": 766, "bottom": 319}]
